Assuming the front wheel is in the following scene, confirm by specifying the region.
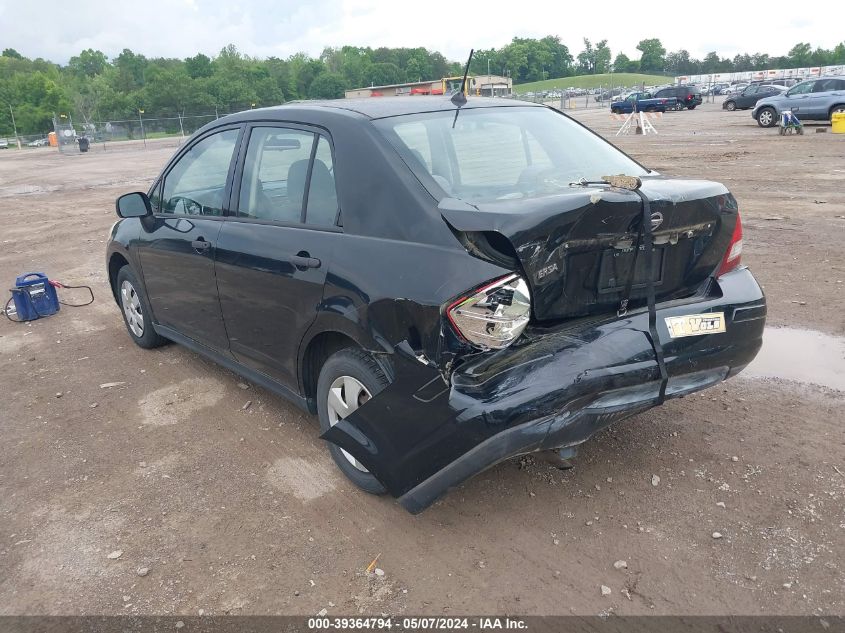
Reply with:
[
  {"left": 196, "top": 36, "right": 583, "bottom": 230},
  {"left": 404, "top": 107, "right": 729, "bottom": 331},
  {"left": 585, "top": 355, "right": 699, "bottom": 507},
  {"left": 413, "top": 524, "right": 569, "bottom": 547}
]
[
  {"left": 317, "top": 348, "right": 390, "bottom": 495},
  {"left": 757, "top": 107, "right": 777, "bottom": 128},
  {"left": 830, "top": 105, "right": 845, "bottom": 123},
  {"left": 724, "top": 101, "right": 736, "bottom": 111},
  {"left": 116, "top": 266, "right": 167, "bottom": 349}
]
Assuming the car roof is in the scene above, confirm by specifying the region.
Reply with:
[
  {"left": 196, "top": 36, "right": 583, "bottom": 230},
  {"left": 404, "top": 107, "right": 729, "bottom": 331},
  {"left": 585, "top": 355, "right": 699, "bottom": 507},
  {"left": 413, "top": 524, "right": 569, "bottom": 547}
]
[{"left": 223, "top": 96, "right": 542, "bottom": 123}]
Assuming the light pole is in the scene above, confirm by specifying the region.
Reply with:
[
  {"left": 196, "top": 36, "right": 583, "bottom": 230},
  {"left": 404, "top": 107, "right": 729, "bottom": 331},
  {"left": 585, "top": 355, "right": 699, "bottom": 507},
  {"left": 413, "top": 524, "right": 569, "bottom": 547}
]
[
  {"left": 7, "top": 103, "right": 20, "bottom": 149},
  {"left": 138, "top": 109, "right": 146, "bottom": 148}
]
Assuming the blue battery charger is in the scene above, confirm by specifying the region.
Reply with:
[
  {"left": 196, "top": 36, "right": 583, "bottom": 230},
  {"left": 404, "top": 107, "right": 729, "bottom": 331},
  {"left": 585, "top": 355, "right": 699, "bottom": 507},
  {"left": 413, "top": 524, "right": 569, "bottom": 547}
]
[{"left": 10, "top": 272, "right": 60, "bottom": 321}]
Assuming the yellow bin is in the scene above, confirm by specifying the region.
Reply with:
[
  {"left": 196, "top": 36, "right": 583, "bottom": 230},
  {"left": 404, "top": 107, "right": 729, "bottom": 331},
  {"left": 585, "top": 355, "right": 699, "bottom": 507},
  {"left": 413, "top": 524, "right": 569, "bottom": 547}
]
[{"left": 832, "top": 112, "right": 845, "bottom": 134}]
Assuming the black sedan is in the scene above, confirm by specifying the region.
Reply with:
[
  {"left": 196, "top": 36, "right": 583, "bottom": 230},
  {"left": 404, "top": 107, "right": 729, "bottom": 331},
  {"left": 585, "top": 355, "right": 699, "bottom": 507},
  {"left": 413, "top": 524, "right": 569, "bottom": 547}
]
[
  {"left": 723, "top": 84, "right": 786, "bottom": 111},
  {"left": 107, "top": 96, "right": 766, "bottom": 513}
]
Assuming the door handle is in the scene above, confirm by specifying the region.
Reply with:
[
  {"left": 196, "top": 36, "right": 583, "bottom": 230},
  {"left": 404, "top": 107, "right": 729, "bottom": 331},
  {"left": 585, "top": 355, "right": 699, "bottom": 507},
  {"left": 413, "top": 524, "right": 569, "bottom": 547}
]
[
  {"left": 290, "top": 254, "right": 321, "bottom": 269},
  {"left": 191, "top": 239, "right": 211, "bottom": 251}
]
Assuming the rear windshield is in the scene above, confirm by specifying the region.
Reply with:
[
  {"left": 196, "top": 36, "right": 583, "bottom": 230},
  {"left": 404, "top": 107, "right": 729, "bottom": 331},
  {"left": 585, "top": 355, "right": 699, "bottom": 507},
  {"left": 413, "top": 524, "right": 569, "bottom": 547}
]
[{"left": 374, "top": 106, "right": 647, "bottom": 204}]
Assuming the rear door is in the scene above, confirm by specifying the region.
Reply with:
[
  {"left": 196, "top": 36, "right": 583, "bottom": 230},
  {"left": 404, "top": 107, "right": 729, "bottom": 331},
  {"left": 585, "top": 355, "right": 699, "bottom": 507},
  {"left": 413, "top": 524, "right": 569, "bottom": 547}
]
[
  {"left": 139, "top": 126, "right": 242, "bottom": 350},
  {"left": 215, "top": 124, "right": 342, "bottom": 390},
  {"left": 807, "top": 78, "right": 845, "bottom": 118}
]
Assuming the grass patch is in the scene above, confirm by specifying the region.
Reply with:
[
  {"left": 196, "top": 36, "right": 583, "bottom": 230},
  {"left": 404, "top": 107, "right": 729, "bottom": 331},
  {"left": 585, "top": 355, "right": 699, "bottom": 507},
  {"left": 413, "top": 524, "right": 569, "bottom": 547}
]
[{"left": 514, "top": 73, "right": 671, "bottom": 93}]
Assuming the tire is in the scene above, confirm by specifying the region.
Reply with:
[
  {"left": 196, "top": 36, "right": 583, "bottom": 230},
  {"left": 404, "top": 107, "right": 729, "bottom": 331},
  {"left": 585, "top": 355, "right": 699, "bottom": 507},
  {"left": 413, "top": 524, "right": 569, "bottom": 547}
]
[
  {"left": 757, "top": 107, "right": 777, "bottom": 128},
  {"left": 725, "top": 101, "right": 736, "bottom": 111},
  {"left": 687, "top": 105, "right": 697, "bottom": 110},
  {"left": 830, "top": 105, "right": 845, "bottom": 123},
  {"left": 645, "top": 106, "right": 655, "bottom": 112},
  {"left": 317, "top": 348, "right": 390, "bottom": 495},
  {"left": 611, "top": 107, "right": 620, "bottom": 114},
  {"left": 116, "top": 266, "right": 167, "bottom": 349}
]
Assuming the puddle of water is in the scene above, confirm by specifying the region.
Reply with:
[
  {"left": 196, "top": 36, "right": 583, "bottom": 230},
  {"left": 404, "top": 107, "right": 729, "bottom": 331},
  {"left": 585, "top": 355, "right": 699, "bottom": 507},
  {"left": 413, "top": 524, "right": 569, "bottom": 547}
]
[{"left": 744, "top": 327, "right": 845, "bottom": 391}]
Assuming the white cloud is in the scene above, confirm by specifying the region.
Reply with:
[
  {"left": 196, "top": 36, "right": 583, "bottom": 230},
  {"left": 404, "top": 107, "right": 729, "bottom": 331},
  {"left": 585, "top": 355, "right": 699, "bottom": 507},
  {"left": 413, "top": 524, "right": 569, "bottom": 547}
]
[{"left": 0, "top": 0, "right": 841, "bottom": 64}]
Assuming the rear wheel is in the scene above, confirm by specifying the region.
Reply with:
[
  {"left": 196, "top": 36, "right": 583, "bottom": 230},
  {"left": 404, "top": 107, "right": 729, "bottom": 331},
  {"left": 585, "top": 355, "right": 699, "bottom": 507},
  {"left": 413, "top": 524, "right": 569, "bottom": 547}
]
[
  {"left": 687, "top": 105, "right": 697, "bottom": 110},
  {"left": 317, "top": 348, "right": 390, "bottom": 495},
  {"left": 830, "top": 105, "right": 845, "bottom": 123},
  {"left": 757, "top": 107, "right": 777, "bottom": 128},
  {"left": 611, "top": 107, "right": 620, "bottom": 114},
  {"left": 725, "top": 101, "right": 736, "bottom": 111}
]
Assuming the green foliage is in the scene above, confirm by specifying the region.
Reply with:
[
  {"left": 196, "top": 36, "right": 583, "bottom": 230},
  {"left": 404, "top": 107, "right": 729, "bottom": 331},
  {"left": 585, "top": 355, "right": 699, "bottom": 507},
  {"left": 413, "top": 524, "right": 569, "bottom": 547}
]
[
  {"left": 1, "top": 37, "right": 844, "bottom": 136},
  {"left": 309, "top": 72, "right": 347, "bottom": 99},
  {"left": 470, "top": 36, "right": 573, "bottom": 83},
  {"left": 636, "top": 38, "right": 667, "bottom": 73}
]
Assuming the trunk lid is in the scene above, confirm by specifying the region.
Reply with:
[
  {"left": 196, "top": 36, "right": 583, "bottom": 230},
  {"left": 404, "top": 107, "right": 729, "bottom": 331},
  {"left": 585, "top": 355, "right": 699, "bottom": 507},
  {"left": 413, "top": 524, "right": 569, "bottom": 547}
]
[{"left": 440, "top": 178, "right": 738, "bottom": 321}]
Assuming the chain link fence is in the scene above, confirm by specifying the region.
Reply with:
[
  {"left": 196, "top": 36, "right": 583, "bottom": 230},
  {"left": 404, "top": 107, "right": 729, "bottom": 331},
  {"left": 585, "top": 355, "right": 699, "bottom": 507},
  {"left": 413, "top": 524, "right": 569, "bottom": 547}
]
[{"left": 32, "top": 111, "right": 241, "bottom": 154}]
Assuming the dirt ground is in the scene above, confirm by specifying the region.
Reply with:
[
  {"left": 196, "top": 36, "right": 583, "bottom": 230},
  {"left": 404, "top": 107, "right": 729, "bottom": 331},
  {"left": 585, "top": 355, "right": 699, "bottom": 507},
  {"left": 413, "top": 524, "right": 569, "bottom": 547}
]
[{"left": 0, "top": 99, "right": 843, "bottom": 617}]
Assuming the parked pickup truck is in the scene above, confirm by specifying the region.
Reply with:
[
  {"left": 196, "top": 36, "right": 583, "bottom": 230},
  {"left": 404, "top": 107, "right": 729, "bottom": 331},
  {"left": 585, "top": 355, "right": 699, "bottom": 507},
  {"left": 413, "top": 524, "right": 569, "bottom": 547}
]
[{"left": 610, "top": 92, "right": 677, "bottom": 114}]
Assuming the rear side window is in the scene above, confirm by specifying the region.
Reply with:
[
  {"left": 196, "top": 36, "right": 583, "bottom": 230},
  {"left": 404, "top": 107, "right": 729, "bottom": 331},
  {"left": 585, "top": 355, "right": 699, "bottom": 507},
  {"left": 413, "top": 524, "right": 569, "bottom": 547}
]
[
  {"left": 813, "top": 78, "right": 845, "bottom": 92},
  {"left": 161, "top": 129, "right": 239, "bottom": 216},
  {"left": 238, "top": 128, "right": 314, "bottom": 222},
  {"left": 237, "top": 127, "right": 339, "bottom": 226},
  {"left": 306, "top": 136, "right": 340, "bottom": 227}
]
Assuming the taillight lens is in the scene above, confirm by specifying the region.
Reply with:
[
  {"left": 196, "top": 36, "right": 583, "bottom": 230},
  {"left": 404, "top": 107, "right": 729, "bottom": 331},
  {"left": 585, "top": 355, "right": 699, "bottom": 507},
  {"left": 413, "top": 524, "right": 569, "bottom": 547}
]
[
  {"left": 716, "top": 214, "right": 743, "bottom": 277},
  {"left": 446, "top": 274, "right": 531, "bottom": 350}
]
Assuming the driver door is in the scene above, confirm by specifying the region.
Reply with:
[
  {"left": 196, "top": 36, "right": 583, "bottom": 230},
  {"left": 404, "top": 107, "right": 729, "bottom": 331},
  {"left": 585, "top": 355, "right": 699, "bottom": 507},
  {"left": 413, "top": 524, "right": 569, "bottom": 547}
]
[{"left": 137, "top": 126, "right": 243, "bottom": 351}]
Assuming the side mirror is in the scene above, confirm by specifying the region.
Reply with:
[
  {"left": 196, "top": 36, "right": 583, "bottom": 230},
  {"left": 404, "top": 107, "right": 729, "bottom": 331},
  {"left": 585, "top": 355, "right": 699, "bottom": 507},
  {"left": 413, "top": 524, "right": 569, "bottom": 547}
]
[{"left": 116, "top": 192, "right": 152, "bottom": 218}]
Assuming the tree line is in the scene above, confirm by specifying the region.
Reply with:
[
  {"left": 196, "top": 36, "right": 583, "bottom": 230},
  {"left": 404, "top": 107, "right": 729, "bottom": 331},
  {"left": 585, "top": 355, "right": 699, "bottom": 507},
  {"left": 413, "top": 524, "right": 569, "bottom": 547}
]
[{"left": 1, "top": 37, "right": 844, "bottom": 136}]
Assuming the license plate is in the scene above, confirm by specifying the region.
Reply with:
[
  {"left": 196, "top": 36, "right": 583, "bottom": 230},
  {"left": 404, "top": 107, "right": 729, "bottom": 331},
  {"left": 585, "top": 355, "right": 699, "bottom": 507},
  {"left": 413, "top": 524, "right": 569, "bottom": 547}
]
[{"left": 665, "top": 312, "right": 726, "bottom": 338}]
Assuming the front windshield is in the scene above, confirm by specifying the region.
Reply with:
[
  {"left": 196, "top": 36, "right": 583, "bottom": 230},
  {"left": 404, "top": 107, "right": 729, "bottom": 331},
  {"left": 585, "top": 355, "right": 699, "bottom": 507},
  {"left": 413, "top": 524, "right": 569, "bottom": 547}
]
[{"left": 374, "top": 106, "right": 647, "bottom": 204}]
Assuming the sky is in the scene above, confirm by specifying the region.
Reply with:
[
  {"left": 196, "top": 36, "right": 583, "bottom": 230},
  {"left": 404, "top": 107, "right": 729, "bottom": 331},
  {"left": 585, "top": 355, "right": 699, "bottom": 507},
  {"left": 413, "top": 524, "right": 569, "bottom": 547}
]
[{"left": 0, "top": 0, "right": 840, "bottom": 66}]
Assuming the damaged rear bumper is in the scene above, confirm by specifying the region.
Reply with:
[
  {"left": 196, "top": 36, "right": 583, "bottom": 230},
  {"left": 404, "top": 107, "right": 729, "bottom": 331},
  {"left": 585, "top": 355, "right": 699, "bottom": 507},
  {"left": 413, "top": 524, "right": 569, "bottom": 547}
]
[{"left": 322, "top": 267, "right": 766, "bottom": 513}]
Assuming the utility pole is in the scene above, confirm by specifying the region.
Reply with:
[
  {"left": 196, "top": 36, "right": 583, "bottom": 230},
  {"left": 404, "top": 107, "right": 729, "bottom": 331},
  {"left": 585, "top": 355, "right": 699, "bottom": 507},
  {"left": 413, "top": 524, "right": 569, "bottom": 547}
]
[
  {"left": 138, "top": 109, "right": 146, "bottom": 148},
  {"left": 8, "top": 103, "right": 20, "bottom": 149}
]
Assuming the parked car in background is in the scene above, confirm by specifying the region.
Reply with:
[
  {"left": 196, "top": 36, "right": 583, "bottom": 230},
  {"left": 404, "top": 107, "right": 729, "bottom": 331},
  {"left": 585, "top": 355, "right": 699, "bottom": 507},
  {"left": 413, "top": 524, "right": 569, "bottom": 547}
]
[
  {"left": 0, "top": 138, "right": 9, "bottom": 149},
  {"left": 107, "top": 96, "right": 765, "bottom": 513},
  {"left": 610, "top": 92, "right": 677, "bottom": 113},
  {"left": 723, "top": 84, "right": 787, "bottom": 111},
  {"left": 752, "top": 76, "right": 845, "bottom": 127},
  {"left": 653, "top": 85, "right": 702, "bottom": 109},
  {"left": 722, "top": 84, "right": 748, "bottom": 95},
  {"left": 26, "top": 137, "right": 50, "bottom": 147},
  {"left": 594, "top": 87, "right": 625, "bottom": 101}
]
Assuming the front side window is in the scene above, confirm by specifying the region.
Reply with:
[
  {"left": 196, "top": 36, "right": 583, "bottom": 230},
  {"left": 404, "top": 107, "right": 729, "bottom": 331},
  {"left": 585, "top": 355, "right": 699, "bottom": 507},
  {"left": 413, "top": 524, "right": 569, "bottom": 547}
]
[
  {"left": 787, "top": 81, "right": 814, "bottom": 96},
  {"left": 376, "top": 106, "right": 646, "bottom": 204},
  {"left": 161, "top": 129, "right": 239, "bottom": 216}
]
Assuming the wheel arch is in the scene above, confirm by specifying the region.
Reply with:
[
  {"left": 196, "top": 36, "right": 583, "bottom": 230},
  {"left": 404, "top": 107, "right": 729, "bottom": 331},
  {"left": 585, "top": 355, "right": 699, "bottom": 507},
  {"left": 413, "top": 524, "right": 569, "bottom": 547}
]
[
  {"left": 298, "top": 318, "right": 390, "bottom": 414},
  {"left": 829, "top": 103, "right": 845, "bottom": 117},
  {"left": 107, "top": 251, "right": 131, "bottom": 304}
]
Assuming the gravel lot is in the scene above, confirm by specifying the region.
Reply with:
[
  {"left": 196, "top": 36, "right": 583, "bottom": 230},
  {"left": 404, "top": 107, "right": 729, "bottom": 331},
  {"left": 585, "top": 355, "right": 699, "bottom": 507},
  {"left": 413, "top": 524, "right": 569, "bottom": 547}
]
[{"left": 0, "top": 99, "right": 843, "bottom": 616}]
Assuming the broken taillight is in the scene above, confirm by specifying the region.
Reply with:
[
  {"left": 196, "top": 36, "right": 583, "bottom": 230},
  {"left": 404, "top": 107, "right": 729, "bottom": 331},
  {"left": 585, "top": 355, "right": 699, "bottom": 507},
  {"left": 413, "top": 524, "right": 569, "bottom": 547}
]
[
  {"left": 716, "top": 213, "right": 743, "bottom": 277},
  {"left": 446, "top": 274, "right": 531, "bottom": 350}
]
